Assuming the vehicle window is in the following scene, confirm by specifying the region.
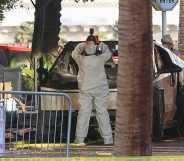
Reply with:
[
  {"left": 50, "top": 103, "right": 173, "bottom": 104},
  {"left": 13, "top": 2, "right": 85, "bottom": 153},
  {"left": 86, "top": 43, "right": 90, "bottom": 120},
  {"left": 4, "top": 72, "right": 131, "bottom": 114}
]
[
  {"left": 55, "top": 41, "right": 118, "bottom": 82},
  {"left": 58, "top": 52, "right": 78, "bottom": 75},
  {"left": 105, "top": 59, "right": 117, "bottom": 80},
  {"left": 58, "top": 51, "right": 118, "bottom": 80}
]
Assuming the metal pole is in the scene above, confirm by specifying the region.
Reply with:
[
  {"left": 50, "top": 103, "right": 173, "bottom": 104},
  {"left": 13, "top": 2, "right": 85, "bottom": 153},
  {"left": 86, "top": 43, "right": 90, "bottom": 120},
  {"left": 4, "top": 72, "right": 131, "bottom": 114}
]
[
  {"left": 66, "top": 102, "right": 72, "bottom": 157},
  {"left": 34, "top": 58, "right": 38, "bottom": 92},
  {"left": 162, "top": 11, "right": 167, "bottom": 38},
  {"left": 34, "top": 58, "right": 38, "bottom": 107}
]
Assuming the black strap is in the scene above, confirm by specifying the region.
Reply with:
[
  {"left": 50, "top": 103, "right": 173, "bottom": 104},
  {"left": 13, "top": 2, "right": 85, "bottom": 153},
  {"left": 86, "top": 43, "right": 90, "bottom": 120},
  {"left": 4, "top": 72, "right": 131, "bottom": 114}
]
[{"left": 80, "top": 45, "right": 103, "bottom": 56}]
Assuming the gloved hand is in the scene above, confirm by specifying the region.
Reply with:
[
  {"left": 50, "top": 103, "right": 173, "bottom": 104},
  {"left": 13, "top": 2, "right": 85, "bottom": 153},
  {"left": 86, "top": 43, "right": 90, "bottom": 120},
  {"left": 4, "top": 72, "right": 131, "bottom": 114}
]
[{"left": 95, "top": 45, "right": 102, "bottom": 56}]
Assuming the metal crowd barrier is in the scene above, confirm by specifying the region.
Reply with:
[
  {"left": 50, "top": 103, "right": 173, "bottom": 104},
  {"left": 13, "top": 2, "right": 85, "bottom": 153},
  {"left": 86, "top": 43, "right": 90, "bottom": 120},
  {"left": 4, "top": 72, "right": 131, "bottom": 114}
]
[{"left": 0, "top": 91, "right": 72, "bottom": 157}]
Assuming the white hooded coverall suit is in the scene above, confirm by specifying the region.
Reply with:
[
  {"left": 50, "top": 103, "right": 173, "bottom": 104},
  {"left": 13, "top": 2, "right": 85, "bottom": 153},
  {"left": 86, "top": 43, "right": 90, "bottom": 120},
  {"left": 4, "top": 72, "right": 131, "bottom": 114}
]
[{"left": 72, "top": 42, "right": 113, "bottom": 144}]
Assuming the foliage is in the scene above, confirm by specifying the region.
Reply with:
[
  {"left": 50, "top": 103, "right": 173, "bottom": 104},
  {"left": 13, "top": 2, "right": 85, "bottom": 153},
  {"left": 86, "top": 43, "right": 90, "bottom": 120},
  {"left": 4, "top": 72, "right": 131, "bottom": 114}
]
[
  {"left": 0, "top": 0, "right": 19, "bottom": 9},
  {"left": 19, "top": 55, "right": 52, "bottom": 91},
  {"left": 0, "top": 0, "right": 19, "bottom": 21},
  {"left": 21, "top": 65, "right": 34, "bottom": 91},
  {"left": 15, "top": 21, "right": 34, "bottom": 46},
  {"left": 0, "top": 0, "right": 95, "bottom": 21}
]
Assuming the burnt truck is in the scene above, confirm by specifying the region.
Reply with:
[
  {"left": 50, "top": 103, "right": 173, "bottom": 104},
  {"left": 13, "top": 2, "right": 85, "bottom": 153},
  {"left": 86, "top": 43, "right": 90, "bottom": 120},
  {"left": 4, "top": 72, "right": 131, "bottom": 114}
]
[{"left": 39, "top": 41, "right": 184, "bottom": 142}]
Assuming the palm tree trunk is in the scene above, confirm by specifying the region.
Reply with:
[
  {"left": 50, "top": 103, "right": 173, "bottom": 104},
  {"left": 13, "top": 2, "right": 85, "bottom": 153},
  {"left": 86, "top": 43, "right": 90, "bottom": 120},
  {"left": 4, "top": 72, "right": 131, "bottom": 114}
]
[
  {"left": 178, "top": 0, "right": 184, "bottom": 52},
  {"left": 114, "top": 0, "right": 153, "bottom": 156}
]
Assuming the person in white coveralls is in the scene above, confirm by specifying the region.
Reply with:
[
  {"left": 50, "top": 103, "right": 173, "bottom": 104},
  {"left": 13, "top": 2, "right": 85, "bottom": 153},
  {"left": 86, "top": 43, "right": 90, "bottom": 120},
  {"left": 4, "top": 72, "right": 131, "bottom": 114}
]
[{"left": 72, "top": 29, "right": 113, "bottom": 145}]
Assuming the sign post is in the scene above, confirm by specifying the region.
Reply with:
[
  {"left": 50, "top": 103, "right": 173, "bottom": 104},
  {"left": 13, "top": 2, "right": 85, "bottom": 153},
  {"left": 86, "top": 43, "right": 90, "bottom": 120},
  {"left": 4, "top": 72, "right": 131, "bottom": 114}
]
[
  {"left": 162, "top": 11, "right": 167, "bottom": 37},
  {"left": 151, "top": 0, "right": 178, "bottom": 38}
]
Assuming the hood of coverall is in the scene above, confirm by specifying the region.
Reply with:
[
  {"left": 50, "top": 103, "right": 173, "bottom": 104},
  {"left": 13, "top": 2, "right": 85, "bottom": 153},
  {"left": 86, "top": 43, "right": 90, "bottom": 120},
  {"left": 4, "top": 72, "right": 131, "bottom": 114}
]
[
  {"left": 85, "top": 34, "right": 98, "bottom": 55},
  {"left": 85, "top": 41, "right": 96, "bottom": 55}
]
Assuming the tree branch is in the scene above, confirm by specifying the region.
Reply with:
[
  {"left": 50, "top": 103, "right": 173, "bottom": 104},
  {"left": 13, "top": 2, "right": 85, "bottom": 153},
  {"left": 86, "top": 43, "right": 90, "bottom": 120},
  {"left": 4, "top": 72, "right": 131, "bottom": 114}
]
[{"left": 30, "top": 0, "right": 36, "bottom": 8}]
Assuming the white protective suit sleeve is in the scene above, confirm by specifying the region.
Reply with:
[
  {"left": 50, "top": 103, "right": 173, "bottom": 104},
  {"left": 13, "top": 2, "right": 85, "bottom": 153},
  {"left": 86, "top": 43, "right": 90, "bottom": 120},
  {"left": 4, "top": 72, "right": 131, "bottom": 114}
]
[
  {"left": 71, "top": 43, "right": 85, "bottom": 65},
  {"left": 100, "top": 42, "right": 112, "bottom": 62}
]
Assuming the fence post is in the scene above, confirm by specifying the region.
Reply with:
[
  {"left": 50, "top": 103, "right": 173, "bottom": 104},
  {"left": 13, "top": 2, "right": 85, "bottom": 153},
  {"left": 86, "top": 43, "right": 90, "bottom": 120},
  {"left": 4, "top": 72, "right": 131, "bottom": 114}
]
[{"left": 0, "top": 101, "right": 5, "bottom": 156}]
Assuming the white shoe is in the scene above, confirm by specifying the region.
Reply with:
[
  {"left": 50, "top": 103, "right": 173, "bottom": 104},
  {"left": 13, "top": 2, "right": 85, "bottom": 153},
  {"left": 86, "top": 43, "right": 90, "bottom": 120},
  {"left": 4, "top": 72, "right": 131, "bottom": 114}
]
[
  {"left": 71, "top": 142, "right": 86, "bottom": 146},
  {"left": 104, "top": 137, "right": 113, "bottom": 145},
  {"left": 73, "top": 142, "right": 86, "bottom": 146},
  {"left": 73, "top": 138, "right": 86, "bottom": 146}
]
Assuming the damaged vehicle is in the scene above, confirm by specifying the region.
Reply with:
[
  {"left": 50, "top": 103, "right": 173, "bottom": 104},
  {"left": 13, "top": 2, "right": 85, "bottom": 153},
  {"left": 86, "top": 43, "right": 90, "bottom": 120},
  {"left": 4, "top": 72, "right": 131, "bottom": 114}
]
[{"left": 39, "top": 41, "right": 184, "bottom": 142}]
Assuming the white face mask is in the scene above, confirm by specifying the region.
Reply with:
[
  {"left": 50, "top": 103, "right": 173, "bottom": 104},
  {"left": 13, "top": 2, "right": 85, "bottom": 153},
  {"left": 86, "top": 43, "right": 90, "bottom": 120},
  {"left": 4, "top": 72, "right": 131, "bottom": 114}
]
[{"left": 85, "top": 41, "right": 96, "bottom": 55}]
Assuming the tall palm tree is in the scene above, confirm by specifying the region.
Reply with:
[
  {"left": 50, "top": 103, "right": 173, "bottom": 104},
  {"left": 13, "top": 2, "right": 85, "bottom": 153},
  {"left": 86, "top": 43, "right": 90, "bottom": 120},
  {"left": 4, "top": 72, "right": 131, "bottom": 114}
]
[
  {"left": 114, "top": 0, "right": 153, "bottom": 156},
  {"left": 178, "top": 0, "right": 184, "bottom": 52}
]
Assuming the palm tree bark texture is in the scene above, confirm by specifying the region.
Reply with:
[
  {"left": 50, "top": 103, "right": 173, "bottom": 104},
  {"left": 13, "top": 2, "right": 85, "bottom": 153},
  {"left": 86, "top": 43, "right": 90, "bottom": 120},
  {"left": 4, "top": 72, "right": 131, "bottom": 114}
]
[
  {"left": 114, "top": 0, "right": 153, "bottom": 156},
  {"left": 178, "top": 0, "right": 184, "bottom": 53}
]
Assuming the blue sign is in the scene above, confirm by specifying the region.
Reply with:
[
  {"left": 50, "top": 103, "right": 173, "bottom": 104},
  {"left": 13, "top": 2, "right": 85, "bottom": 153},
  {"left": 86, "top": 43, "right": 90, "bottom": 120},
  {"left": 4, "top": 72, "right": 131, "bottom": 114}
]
[{"left": 152, "top": 0, "right": 178, "bottom": 11}]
